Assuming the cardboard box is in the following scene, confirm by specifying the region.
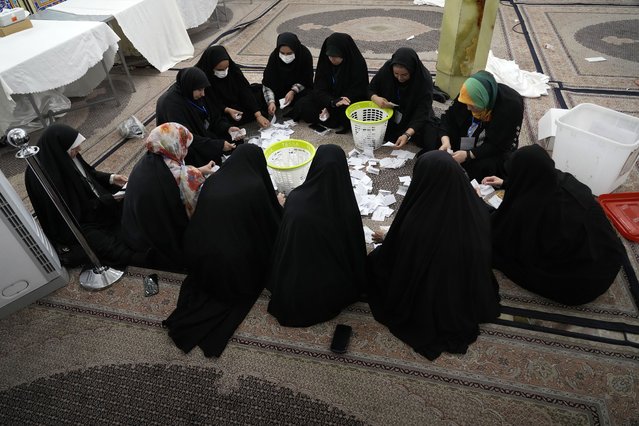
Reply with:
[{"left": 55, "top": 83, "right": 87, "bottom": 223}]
[{"left": 0, "top": 17, "right": 33, "bottom": 37}]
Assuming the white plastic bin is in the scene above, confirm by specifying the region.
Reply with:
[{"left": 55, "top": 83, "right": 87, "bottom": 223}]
[{"left": 551, "top": 103, "right": 639, "bottom": 195}]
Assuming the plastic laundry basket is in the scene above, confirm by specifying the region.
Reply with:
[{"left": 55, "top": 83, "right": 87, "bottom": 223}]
[
  {"left": 551, "top": 103, "right": 639, "bottom": 195},
  {"left": 345, "top": 101, "right": 394, "bottom": 153},
  {"left": 264, "top": 139, "right": 316, "bottom": 195}
]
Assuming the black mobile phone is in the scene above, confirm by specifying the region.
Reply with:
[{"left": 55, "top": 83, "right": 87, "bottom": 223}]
[
  {"left": 330, "top": 324, "right": 352, "bottom": 354},
  {"left": 309, "top": 123, "right": 328, "bottom": 133}
]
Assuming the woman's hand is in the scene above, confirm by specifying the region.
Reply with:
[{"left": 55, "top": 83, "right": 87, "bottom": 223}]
[
  {"left": 198, "top": 161, "right": 215, "bottom": 175},
  {"left": 223, "top": 141, "right": 236, "bottom": 152},
  {"left": 256, "top": 113, "right": 270, "bottom": 128},
  {"left": 482, "top": 176, "right": 504, "bottom": 187},
  {"left": 112, "top": 174, "right": 128, "bottom": 187},
  {"left": 439, "top": 136, "right": 451, "bottom": 152},
  {"left": 277, "top": 192, "right": 286, "bottom": 207},
  {"left": 371, "top": 94, "right": 393, "bottom": 109},
  {"left": 226, "top": 107, "right": 243, "bottom": 121},
  {"left": 394, "top": 133, "right": 410, "bottom": 149},
  {"left": 267, "top": 102, "right": 277, "bottom": 116},
  {"left": 335, "top": 96, "right": 351, "bottom": 107},
  {"left": 284, "top": 90, "right": 295, "bottom": 106},
  {"left": 372, "top": 230, "right": 386, "bottom": 244},
  {"left": 452, "top": 150, "right": 468, "bottom": 164}
]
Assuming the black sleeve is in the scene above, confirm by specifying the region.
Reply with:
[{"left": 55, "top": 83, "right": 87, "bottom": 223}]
[
  {"left": 439, "top": 98, "right": 470, "bottom": 150},
  {"left": 368, "top": 71, "right": 381, "bottom": 100},
  {"left": 313, "top": 71, "right": 334, "bottom": 108},
  {"left": 185, "top": 135, "right": 225, "bottom": 167},
  {"left": 472, "top": 89, "right": 523, "bottom": 160}
]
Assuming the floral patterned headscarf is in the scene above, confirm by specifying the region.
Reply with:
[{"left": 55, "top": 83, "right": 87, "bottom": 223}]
[{"left": 146, "top": 122, "right": 205, "bottom": 218}]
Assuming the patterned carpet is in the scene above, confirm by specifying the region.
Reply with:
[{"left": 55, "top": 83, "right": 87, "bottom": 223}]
[
  {"left": 1, "top": 0, "right": 639, "bottom": 424},
  {"left": 1, "top": 265, "right": 638, "bottom": 424}
]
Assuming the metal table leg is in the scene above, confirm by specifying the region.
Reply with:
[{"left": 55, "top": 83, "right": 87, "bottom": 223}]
[
  {"left": 101, "top": 59, "right": 121, "bottom": 107},
  {"left": 26, "top": 94, "right": 49, "bottom": 128},
  {"left": 116, "top": 47, "right": 136, "bottom": 93}
]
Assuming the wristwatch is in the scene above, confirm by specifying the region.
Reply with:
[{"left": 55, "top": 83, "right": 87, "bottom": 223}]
[{"left": 403, "top": 132, "right": 412, "bottom": 140}]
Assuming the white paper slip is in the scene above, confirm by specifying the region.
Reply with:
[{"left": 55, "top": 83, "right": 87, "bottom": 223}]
[
  {"left": 350, "top": 169, "right": 368, "bottom": 180},
  {"left": 397, "top": 185, "right": 409, "bottom": 196},
  {"left": 487, "top": 195, "right": 502, "bottom": 209},
  {"left": 279, "top": 98, "right": 289, "bottom": 109},
  {"left": 382, "top": 141, "right": 396, "bottom": 147},
  {"left": 352, "top": 164, "right": 365, "bottom": 170},
  {"left": 470, "top": 179, "right": 481, "bottom": 190},
  {"left": 348, "top": 157, "right": 365, "bottom": 166},
  {"left": 363, "top": 225, "right": 374, "bottom": 244},
  {"left": 113, "top": 190, "right": 125, "bottom": 200},
  {"left": 399, "top": 176, "right": 411, "bottom": 184},
  {"left": 406, "top": 35, "right": 415, "bottom": 40},
  {"left": 366, "top": 165, "right": 380, "bottom": 175},
  {"left": 371, "top": 208, "right": 387, "bottom": 221},
  {"left": 479, "top": 184, "right": 495, "bottom": 197},
  {"left": 378, "top": 189, "right": 391, "bottom": 196},
  {"left": 382, "top": 194, "right": 397, "bottom": 206},
  {"left": 348, "top": 149, "right": 359, "bottom": 157},
  {"left": 212, "top": 165, "right": 220, "bottom": 173},
  {"left": 585, "top": 57, "right": 606, "bottom": 62},
  {"left": 230, "top": 128, "right": 246, "bottom": 140}
]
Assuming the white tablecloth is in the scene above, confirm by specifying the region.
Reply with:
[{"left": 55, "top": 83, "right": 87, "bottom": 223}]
[
  {"left": 49, "top": 0, "right": 194, "bottom": 72},
  {"left": 177, "top": 0, "right": 218, "bottom": 29},
  {"left": 0, "top": 20, "right": 120, "bottom": 133}
]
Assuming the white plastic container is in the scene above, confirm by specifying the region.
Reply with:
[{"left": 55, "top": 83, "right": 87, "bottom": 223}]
[{"left": 551, "top": 103, "right": 639, "bottom": 195}]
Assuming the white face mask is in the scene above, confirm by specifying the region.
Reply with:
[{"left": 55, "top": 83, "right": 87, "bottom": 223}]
[
  {"left": 279, "top": 53, "right": 295, "bottom": 64},
  {"left": 214, "top": 68, "right": 229, "bottom": 79}
]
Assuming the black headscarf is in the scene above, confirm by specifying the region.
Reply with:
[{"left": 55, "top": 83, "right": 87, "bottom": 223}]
[
  {"left": 366, "top": 151, "right": 500, "bottom": 360},
  {"left": 164, "top": 144, "right": 282, "bottom": 357},
  {"left": 156, "top": 67, "right": 229, "bottom": 167},
  {"left": 157, "top": 67, "right": 212, "bottom": 130},
  {"left": 314, "top": 32, "right": 369, "bottom": 102},
  {"left": 176, "top": 67, "right": 210, "bottom": 100},
  {"left": 492, "top": 144, "right": 624, "bottom": 305},
  {"left": 369, "top": 47, "right": 434, "bottom": 130},
  {"left": 195, "top": 45, "right": 259, "bottom": 115},
  {"left": 25, "top": 124, "right": 117, "bottom": 246},
  {"left": 267, "top": 144, "right": 366, "bottom": 327},
  {"left": 262, "top": 32, "right": 314, "bottom": 100}
]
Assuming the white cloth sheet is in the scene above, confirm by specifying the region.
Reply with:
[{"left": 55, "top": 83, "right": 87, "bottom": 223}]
[
  {"left": 0, "top": 20, "right": 119, "bottom": 134},
  {"left": 50, "top": 0, "right": 194, "bottom": 72},
  {"left": 486, "top": 50, "right": 550, "bottom": 98},
  {"left": 176, "top": 0, "right": 218, "bottom": 29}
]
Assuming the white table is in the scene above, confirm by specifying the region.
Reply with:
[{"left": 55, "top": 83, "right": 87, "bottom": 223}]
[
  {"left": 0, "top": 19, "right": 121, "bottom": 134},
  {"left": 49, "top": 0, "right": 194, "bottom": 72},
  {"left": 177, "top": 0, "right": 219, "bottom": 29}
]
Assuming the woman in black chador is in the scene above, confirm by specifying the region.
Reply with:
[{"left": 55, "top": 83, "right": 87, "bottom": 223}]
[
  {"left": 483, "top": 144, "right": 625, "bottom": 305},
  {"left": 121, "top": 123, "right": 212, "bottom": 271},
  {"left": 267, "top": 144, "right": 366, "bottom": 327},
  {"left": 369, "top": 47, "right": 438, "bottom": 150},
  {"left": 196, "top": 45, "right": 270, "bottom": 128},
  {"left": 261, "top": 32, "right": 314, "bottom": 117},
  {"left": 291, "top": 32, "right": 369, "bottom": 132},
  {"left": 164, "top": 144, "right": 282, "bottom": 357},
  {"left": 156, "top": 67, "right": 239, "bottom": 167},
  {"left": 25, "top": 123, "right": 142, "bottom": 266},
  {"left": 366, "top": 151, "right": 500, "bottom": 361}
]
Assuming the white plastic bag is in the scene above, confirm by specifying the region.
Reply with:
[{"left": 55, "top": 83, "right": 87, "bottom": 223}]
[{"left": 117, "top": 116, "right": 146, "bottom": 139}]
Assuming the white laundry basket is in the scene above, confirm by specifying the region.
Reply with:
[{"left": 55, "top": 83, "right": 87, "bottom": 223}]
[
  {"left": 346, "top": 101, "right": 394, "bottom": 153},
  {"left": 264, "top": 139, "right": 316, "bottom": 195},
  {"left": 551, "top": 103, "right": 639, "bottom": 195}
]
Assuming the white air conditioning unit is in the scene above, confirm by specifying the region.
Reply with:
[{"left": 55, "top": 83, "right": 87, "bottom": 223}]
[{"left": 0, "top": 168, "right": 69, "bottom": 319}]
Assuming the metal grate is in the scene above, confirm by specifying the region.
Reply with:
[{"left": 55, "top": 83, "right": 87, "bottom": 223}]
[{"left": 0, "top": 191, "right": 56, "bottom": 275}]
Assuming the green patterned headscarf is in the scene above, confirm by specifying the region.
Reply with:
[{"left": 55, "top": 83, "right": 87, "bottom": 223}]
[{"left": 459, "top": 70, "right": 498, "bottom": 110}]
